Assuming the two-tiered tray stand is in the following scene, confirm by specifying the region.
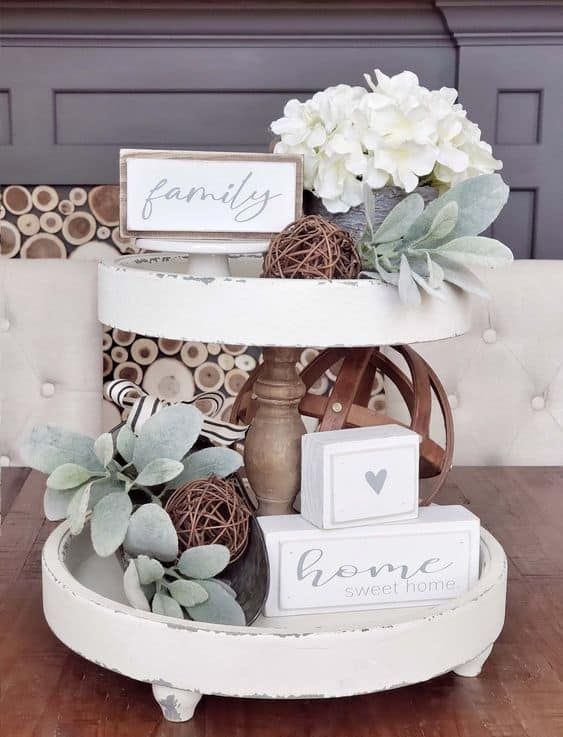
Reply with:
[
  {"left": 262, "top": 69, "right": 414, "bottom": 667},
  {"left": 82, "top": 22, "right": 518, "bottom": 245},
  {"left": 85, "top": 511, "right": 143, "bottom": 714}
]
[{"left": 41, "top": 253, "right": 507, "bottom": 721}]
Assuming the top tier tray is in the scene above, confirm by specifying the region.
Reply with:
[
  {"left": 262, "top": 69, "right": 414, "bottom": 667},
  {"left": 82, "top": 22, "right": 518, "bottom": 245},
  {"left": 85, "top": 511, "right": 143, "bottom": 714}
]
[{"left": 99, "top": 253, "right": 470, "bottom": 348}]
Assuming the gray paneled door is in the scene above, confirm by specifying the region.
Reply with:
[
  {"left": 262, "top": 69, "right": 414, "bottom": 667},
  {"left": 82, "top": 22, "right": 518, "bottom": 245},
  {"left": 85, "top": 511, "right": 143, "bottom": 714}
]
[{"left": 458, "top": 45, "right": 563, "bottom": 259}]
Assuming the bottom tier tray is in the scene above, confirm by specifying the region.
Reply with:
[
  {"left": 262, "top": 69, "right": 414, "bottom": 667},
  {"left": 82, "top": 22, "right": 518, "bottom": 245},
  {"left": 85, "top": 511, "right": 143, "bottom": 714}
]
[{"left": 42, "top": 522, "right": 507, "bottom": 722}]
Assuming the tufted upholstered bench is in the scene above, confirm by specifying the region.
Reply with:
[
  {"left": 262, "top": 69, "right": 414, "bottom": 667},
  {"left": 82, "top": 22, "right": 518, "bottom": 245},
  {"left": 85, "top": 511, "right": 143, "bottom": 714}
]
[{"left": 385, "top": 260, "right": 563, "bottom": 466}]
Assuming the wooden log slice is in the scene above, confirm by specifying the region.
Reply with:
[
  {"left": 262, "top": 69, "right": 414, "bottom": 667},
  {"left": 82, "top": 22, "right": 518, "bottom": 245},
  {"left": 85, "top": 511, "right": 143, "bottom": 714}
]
[
  {"left": 88, "top": 185, "right": 119, "bottom": 226},
  {"left": 97, "top": 226, "right": 111, "bottom": 240},
  {"left": 111, "top": 346, "right": 128, "bottom": 364},
  {"left": 143, "top": 358, "right": 195, "bottom": 402},
  {"left": 234, "top": 354, "right": 257, "bottom": 372},
  {"left": 21, "top": 233, "right": 66, "bottom": 258},
  {"left": 58, "top": 200, "right": 75, "bottom": 215},
  {"left": 17, "top": 213, "right": 40, "bottom": 236},
  {"left": 102, "top": 333, "right": 112, "bottom": 351},
  {"left": 0, "top": 220, "right": 21, "bottom": 257},
  {"left": 218, "top": 353, "right": 235, "bottom": 371},
  {"left": 32, "top": 186, "right": 58, "bottom": 212},
  {"left": 112, "top": 329, "right": 136, "bottom": 346},
  {"left": 111, "top": 227, "right": 136, "bottom": 253},
  {"left": 69, "top": 187, "right": 87, "bottom": 206},
  {"left": 207, "top": 343, "right": 221, "bottom": 356},
  {"left": 131, "top": 337, "right": 159, "bottom": 365},
  {"left": 225, "top": 368, "right": 250, "bottom": 397},
  {"left": 39, "top": 212, "right": 63, "bottom": 234},
  {"left": 194, "top": 362, "right": 224, "bottom": 392},
  {"left": 193, "top": 395, "right": 220, "bottom": 417},
  {"left": 62, "top": 212, "right": 97, "bottom": 245},
  {"left": 221, "top": 344, "right": 247, "bottom": 356},
  {"left": 102, "top": 354, "right": 113, "bottom": 378},
  {"left": 114, "top": 361, "right": 143, "bottom": 384},
  {"left": 180, "top": 341, "right": 208, "bottom": 368},
  {"left": 158, "top": 338, "right": 182, "bottom": 356},
  {"left": 0, "top": 204, "right": 5, "bottom": 219},
  {"left": 220, "top": 396, "right": 236, "bottom": 422},
  {"left": 3, "top": 185, "right": 32, "bottom": 215}
]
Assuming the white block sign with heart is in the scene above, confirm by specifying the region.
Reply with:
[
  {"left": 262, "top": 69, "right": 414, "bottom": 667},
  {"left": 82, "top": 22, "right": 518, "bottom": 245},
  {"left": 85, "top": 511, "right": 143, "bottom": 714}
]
[
  {"left": 301, "top": 424, "right": 420, "bottom": 529},
  {"left": 258, "top": 505, "right": 480, "bottom": 617}
]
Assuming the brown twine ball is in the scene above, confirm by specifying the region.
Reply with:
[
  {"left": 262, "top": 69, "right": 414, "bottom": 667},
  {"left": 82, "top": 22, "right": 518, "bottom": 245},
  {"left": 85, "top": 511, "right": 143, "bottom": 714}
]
[
  {"left": 165, "top": 476, "right": 251, "bottom": 562},
  {"left": 263, "top": 215, "right": 361, "bottom": 279}
]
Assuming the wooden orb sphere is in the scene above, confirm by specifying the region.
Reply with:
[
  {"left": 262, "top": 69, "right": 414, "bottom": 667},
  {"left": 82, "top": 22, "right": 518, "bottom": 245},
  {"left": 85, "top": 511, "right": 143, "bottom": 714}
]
[
  {"left": 231, "top": 345, "right": 453, "bottom": 505},
  {"left": 165, "top": 476, "right": 252, "bottom": 562},
  {"left": 262, "top": 215, "right": 361, "bottom": 280}
]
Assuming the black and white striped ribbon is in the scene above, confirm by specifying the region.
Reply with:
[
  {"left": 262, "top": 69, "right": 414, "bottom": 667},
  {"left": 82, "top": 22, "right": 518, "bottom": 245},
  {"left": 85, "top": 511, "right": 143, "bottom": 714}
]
[{"left": 104, "top": 379, "right": 248, "bottom": 446}]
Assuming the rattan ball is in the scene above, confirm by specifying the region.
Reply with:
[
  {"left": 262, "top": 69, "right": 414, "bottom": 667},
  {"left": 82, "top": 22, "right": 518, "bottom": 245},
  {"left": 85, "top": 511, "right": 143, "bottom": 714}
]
[
  {"left": 263, "top": 215, "right": 361, "bottom": 279},
  {"left": 165, "top": 476, "right": 251, "bottom": 562}
]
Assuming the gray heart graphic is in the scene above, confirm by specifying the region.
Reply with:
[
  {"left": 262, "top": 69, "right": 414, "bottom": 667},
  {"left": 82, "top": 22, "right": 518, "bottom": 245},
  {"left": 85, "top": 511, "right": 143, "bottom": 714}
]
[{"left": 365, "top": 469, "right": 387, "bottom": 495}]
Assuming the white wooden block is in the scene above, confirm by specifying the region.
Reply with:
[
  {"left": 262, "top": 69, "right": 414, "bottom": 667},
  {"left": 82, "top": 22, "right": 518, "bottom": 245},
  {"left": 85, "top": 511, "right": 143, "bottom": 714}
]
[
  {"left": 258, "top": 506, "right": 480, "bottom": 617},
  {"left": 301, "top": 424, "right": 420, "bottom": 529}
]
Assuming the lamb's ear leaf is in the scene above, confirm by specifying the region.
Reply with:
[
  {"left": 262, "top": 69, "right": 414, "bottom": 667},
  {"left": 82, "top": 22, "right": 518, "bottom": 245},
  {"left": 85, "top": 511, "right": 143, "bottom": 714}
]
[
  {"left": 152, "top": 592, "right": 184, "bottom": 619},
  {"left": 123, "top": 504, "right": 178, "bottom": 562},
  {"left": 431, "top": 236, "right": 513, "bottom": 268},
  {"left": 67, "top": 483, "right": 91, "bottom": 535},
  {"left": 432, "top": 254, "right": 491, "bottom": 298},
  {"left": 116, "top": 425, "right": 136, "bottom": 463},
  {"left": 91, "top": 492, "right": 132, "bottom": 557},
  {"left": 123, "top": 560, "right": 151, "bottom": 612},
  {"left": 168, "top": 579, "right": 209, "bottom": 607},
  {"left": 173, "top": 448, "right": 243, "bottom": 487},
  {"left": 94, "top": 433, "right": 114, "bottom": 468},
  {"left": 133, "top": 405, "right": 203, "bottom": 471},
  {"left": 20, "top": 425, "right": 102, "bottom": 474},
  {"left": 134, "top": 555, "right": 165, "bottom": 585},
  {"left": 177, "top": 544, "right": 230, "bottom": 579},
  {"left": 186, "top": 580, "right": 245, "bottom": 626},
  {"left": 44, "top": 486, "right": 73, "bottom": 521},
  {"left": 424, "top": 201, "right": 458, "bottom": 241},
  {"left": 47, "top": 463, "right": 92, "bottom": 490},
  {"left": 135, "top": 458, "right": 184, "bottom": 487},
  {"left": 373, "top": 193, "right": 424, "bottom": 244},
  {"left": 405, "top": 174, "right": 509, "bottom": 244},
  {"left": 398, "top": 255, "right": 421, "bottom": 307}
]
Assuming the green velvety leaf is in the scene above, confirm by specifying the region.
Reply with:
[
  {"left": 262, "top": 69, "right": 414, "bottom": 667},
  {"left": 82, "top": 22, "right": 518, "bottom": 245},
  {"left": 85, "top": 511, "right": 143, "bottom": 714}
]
[
  {"left": 173, "top": 447, "right": 243, "bottom": 488},
  {"left": 20, "top": 425, "right": 103, "bottom": 475},
  {"left": 116, "top": 425, "right": 136, "bottom": 463},
  {"left": 44, "top": 486, "right": 73, "bottom": 521},
  {"left": 213, "top": 579, "right": 237, "bottom": 598},
  {"left": 398, "top": 255, "right": 421, "bottom": 307},
  {"left": 91, "top": 492, "right": 132, "bottom": 557},
  {"left": 432, "top": 236, "right": 513, "bottom": 268},
  {"left": 123, "top": 560, "right": 150, "bottom": 612},
  {"left": 152, "top": 592, "right": 184, "bottom": 619},
  {"left": 135, "top": 555, "right": 165, "bottom": 585},
  {"left": 432, "top": 254, "right": 490, "bottom": 298},
  {"left": 405, "top": 174, "right": 509, "bottom": 245},
  {"left": 187, "top": 579, "right": 245, "bottom": 626},
  {"left": 135, "top": 458, "right": 184, "bottom": 487},
  {"left": 133, "top": 404, "right": 203, "bottom": 471},
  {"left": 423, "top": 201, "right": 458, "bottom": 241},
  {"left": 94, "top": 433, "right": 114, "bottom": 468},
  {"left": 123, "top": 504, "right": 178, "bottom": 562},
  {"left": 373, "top": 193, "right": 424, "bottom": 244},
  {"left": 47, "top": 463, "right": 93, "bottom": 491},
  {"left": 67, "top": 483, "right": 91, "bottom": 535},
  {"left": 177, "top": 544, "right": 230, "bottom": 579},
  {"left": 168, "top": 579, "right": 209, "bottom": 607},
  {"left": 89, "top": 476, "right": 124, "bottom": 508}
]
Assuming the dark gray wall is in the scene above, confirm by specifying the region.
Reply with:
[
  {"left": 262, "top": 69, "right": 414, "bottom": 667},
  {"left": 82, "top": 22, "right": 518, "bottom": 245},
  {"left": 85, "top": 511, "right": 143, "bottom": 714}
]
[{"left": 1, "top": 1, "right": 562, "bottom": 258}]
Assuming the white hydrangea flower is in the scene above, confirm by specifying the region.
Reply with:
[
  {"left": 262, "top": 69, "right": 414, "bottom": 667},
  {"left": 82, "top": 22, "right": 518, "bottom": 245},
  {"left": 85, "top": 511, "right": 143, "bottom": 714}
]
[{"left": 270, "top": 69, "right": 503, "bottom": 212}]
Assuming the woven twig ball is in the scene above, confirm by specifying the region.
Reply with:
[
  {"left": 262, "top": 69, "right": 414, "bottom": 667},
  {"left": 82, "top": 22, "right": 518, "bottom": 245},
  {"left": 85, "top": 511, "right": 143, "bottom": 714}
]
[
  {"left": 165, "top": 476, "right": 251, "bottom": 562},
  {"left": 263, "top": 215, "right": 361, "bottom": 279}
]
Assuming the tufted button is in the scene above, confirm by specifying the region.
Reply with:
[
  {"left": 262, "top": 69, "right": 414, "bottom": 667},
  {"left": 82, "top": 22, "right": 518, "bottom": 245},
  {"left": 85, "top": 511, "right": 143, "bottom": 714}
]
[
  {"left": 0, "top": 455, "right": 10, "bottom": 467},
  {"left": 531, "top": 395, "right": 545, "bottom": 411},
  {"left": 482, "top": 328, "right": 497, "bottom": 344},
  {"left": 0, "top": 318, "right": 10, "bottom": 332},
  {"left": 448, "top": 393, "right": 459, "bottom": 409},
  {"left": 41, "top": 382, "right": 56, "bottom": 398}
]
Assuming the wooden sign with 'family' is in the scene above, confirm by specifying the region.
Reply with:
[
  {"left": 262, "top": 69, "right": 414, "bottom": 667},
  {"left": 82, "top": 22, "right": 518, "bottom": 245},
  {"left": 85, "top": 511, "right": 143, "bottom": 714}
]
[
  {"left": 258, "top": 506, "right": 480, "bottom": 617},
  {"left": 301, "top": 424, "right": 421, "bottom": 529},
  {"left": 120, "top": 149, "right": 303, "bottom": 240}
]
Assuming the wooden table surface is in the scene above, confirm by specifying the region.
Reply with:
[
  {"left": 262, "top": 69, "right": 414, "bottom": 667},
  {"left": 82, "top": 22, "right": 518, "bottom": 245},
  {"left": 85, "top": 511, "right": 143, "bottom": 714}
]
[{"left": 1, "top": 467, "right": 563, "bottom": 737}]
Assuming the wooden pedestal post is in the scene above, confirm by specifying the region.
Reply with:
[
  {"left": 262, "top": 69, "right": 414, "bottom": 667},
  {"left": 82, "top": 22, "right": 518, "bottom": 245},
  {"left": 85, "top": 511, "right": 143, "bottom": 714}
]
[{"left": 244, "top": 347, "right": 306, "bottom": 515}]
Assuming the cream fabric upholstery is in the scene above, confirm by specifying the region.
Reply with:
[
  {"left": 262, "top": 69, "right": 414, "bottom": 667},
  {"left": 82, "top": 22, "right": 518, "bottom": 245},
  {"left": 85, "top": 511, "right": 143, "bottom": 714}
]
[
  {"left": 0, "top": 260, "right": 102, "bottom": 467},
  {"left": 385, "top": 261, "right": 563, "bottom": 466}
]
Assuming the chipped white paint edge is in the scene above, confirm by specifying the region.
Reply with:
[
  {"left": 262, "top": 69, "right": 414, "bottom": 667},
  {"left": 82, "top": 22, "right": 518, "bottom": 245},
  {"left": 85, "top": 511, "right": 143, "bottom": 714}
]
[
  {"left": 98, "top": 254, "right": 471, "bottom": 347},
  {"left": 42, "top": 522, "right": 506, "bottom": 722}
]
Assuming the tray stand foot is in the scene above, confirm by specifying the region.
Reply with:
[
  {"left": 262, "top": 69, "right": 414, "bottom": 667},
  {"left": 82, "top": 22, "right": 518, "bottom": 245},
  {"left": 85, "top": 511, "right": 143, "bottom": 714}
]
[
  {"left": 152, "top": 684, "right": 202, "bottom": 722},
  {"left": 453, "top": 644, "right": 494, "bottom": 677}
]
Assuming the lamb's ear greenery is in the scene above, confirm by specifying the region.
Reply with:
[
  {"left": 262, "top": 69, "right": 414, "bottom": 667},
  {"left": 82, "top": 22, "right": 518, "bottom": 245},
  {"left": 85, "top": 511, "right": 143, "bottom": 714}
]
[
  {"left": 359, "top": 174, "right": 512, "bottom": 305},
  {"left": 25, "top": 405, "right": 248, "bottom": 627}
]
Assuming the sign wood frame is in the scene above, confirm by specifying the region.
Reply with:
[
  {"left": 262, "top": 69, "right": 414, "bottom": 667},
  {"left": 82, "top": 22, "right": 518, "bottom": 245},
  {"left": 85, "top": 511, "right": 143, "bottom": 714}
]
[{"left": 119, "top": 149, "right": 303, "bottom": 241}]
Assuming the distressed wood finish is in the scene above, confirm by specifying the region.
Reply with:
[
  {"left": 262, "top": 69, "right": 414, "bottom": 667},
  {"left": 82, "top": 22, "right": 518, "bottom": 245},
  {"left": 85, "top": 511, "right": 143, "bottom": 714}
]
[
  {"left": 2, "top": 468, "right": 563, "bottom": 735},
  {"left": 244, "top": 347, "right": 306, "bottom": 514}
]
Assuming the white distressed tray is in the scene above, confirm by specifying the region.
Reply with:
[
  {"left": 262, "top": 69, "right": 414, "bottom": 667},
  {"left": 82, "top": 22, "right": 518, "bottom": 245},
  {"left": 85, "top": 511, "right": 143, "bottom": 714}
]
[
  {"left": 42, "top": 522, "right": 507, "bottom": 722},
  {"left": 98, "top": 254, "right": 470, "bottom": 347}
]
